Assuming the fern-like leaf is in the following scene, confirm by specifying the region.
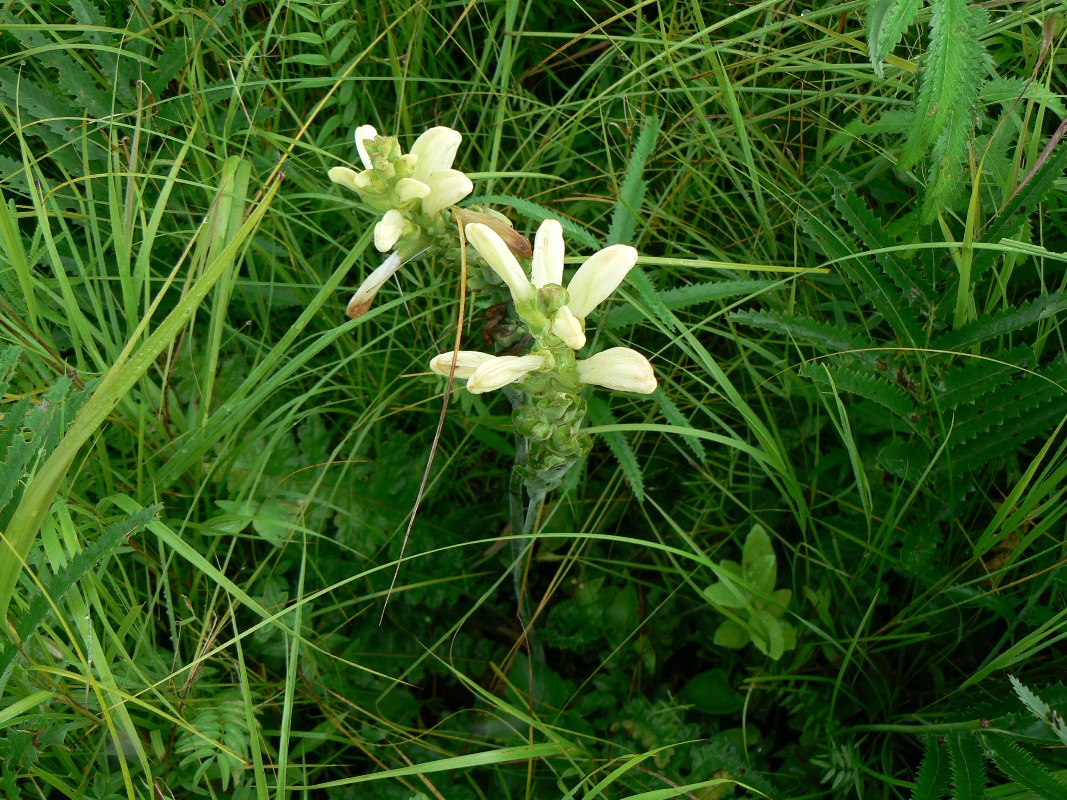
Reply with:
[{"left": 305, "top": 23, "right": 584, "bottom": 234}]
[
  {"left": 900, "top": 0, "right": 988, "bottom": 174},
  {"left": 867, "top": 0, "right": 924, "bottom": 78},
  {"left": 731, "top": 310, "right": 870, "bottom": 354},
  {"left": 932, "top": 291, "right": 1067, "bottom": 351},
  {"left": 982, "top": 76, "right": 1067, "bottom": 119},
  {"left": 948, "top": 732, "right": 986, "bottom": 800},
  {"left": 605, "top": 279, "right": 776, "bottom": 328},
  {"left": 982, "top": 735, "right": 1067, "bottom": 799},
  {"left": 800, "top": 362, "right": 916, "bottom": 417},
  {"left": 0, "top": 503, "right": 161, "bottom": 684},
  {"left": 587, "top": 396, "right": 645, "bottom": 502},
  {"left": 934, "top": 346, "right": 1034, "bottom": 407},
  {"left": 920, "top": 6, "right": 991, "bottom": 221},
  {"left": 653, "top": 389, "right": 706, "bottom": 463},
  {"left": 607, "top": 114, "right": 660, "bottom": 246},
  {"left": 911, "top": 735, "right": 950, "bottom": 800}
]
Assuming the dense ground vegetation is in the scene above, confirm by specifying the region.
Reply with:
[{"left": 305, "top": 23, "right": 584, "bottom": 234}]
[{"left": 1, "top": 1, "right": 1065, "bottom": 798}]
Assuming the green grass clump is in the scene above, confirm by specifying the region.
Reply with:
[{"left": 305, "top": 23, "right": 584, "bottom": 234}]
[{"left": 1, "top": 1, "right": 1065, "bottom": 798}]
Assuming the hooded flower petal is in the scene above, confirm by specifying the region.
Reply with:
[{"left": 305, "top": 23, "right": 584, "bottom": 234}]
[
  {"left": 410, "top": 126, "right": 462, "bottom": 183},
  {"left": 422, "top": 169, "right": 474, "bottom": 216},
  {"left": 465, "top": 223, "right": 535, "bottom": 305},
  {"left": 566, "top": 245, "right": 638, "bottom": 318},
  {"left": 395, "top": 178, "right": 431, "bottom": 203},
  {"left": 346, "top": 252, "right": 403, "bottom": 318},
  {"left": 576, "top": 347, "right": 656, "bottom": 394},
  {"left": 327, "top": 166, "right": 363, "bottom": 193},
  {"left": 551, "top": 305, "right": 586, "bottom": 350},
  {"left": 374, "top": 209, "right": 405, "bottom": 252},
  {"left": 467, "top": 354, "right": 545, "bottom": 394},
  {"left": 354, "top": 124, "right": 378, "bottom": 170},
  {"left": 530, "top": 219, "right": 564, "bottom": 288},
  {"left": 429, "top": 350, "right": 496, "bottom": 379}
]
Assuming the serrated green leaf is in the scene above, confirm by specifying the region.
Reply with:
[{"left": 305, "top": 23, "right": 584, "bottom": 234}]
[
  {"left": 867, "top": 0, "right": 924, "bottom": 78},
  {"left": 652, "top": 389, "right": 706, "bottom": 463},
  {"left": 604, "top": 278, "right": 776, "bottom": 328},
  {"left": 0, "top": 503, "right": 161, "bottom": 687},
  {"left": 900, "top": 0, "right": 988, "bottom": 174},
  {"left": 982, "top": 76, "right": 1067, "bottom": 119},
  {"left": 1010, "top": 675, "right": 1052, "bottom": 720},
  {"left": 948, "top": 732, "right": 986, "bottom": 800},
  {"left": 587, "top": 396, "right": 644, "bottom": 502},
  {"left": 731, "top": 309, "right": 868, "bottom": 353},
  {"left": 800, "top": 362, "right": 916, "bottom": 417},
  {"left": 932, "top": 292, "right": 1067, "bottom": 351},
  {"left": 607, "top": 114, "right": 660, "bottom": 246},
  {"left": 826, "top": 171, "right": 926, "bottom": 315},
  {"left": 911, "top": 735, "right": 950, "bottom": 800},
  {"left": 982, "top": 734, "right": 1067, "bottom": 799},
  {"left": 934, "top": 346, "right": 1033, "bottom": 407}
]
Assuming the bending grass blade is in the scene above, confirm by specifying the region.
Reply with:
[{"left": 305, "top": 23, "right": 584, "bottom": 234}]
[{"left": 0, "top": 160, "right": 280, "bottom": 621}]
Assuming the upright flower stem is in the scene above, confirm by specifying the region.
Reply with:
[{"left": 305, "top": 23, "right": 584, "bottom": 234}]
[{"left": 506, "top": 391, "right": 545, "bottom": 661}]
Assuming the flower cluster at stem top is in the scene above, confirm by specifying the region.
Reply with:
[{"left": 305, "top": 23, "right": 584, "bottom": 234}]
[
  {"left": 329, "top": 125, "right": 474, "bottom": 317},
  {"left": 430, "top": 219, "right": 657, "bottom": 397}
]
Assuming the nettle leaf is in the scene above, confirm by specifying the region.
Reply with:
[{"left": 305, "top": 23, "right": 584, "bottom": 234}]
[{"left": 867, "top": 0, "right": 924, "bottom": 78}]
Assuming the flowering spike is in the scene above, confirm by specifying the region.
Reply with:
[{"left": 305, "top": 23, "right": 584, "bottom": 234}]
[{"left": 576, "top": 347, "right": 657, "bottom": 394}]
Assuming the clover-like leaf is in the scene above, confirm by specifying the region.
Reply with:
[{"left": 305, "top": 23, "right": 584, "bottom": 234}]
[{"left": 713, "top": 618, "right": 751, "bottom": 649}]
